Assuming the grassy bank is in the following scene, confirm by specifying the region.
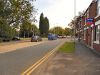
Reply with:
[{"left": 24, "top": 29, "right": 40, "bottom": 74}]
[
  {"left": 20, "top": 38, "right": 31, "bottom": 40},
  {"left": 59, "top": 42, "right": 75, "bottom": 53}
]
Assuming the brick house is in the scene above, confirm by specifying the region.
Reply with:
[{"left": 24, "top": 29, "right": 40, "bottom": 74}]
[
  {"left": 94, "top": 0, "right": 100, "bottom": 51},
  {"left": 76, "top": 0, "right": 100, "bottom": 52}
]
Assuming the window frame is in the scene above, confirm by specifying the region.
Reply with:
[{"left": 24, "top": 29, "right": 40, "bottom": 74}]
[{"left": 94, "top": 25, "right": 100, "bottom": 44}]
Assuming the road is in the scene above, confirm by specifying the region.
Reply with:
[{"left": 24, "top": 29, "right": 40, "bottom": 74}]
[{"left": 0, "top": 39, "right": 66, "bottom": 75}]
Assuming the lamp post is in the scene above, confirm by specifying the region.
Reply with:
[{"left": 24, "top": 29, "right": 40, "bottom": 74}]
[{"left": 74, "top": 0, "right": 76, "bottom": 49}]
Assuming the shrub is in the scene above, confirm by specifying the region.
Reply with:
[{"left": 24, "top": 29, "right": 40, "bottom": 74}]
[
  {"left": 0, "top": 37, "right": 3, "bottom": 42},
  {"left": 0, "top": 25, "right": 16, "bottom": 41}
]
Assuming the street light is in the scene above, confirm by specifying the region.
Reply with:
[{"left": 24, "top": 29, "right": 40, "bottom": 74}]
[{"left": 74, "top": 0, "right": 76, "bottom": 49}]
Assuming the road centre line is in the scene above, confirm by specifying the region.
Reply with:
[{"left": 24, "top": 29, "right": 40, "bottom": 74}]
[{"left": 21, "top": 42, "right": 64, "bottom": 75}]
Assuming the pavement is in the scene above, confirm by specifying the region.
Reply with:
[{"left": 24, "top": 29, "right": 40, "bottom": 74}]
[{"left": 33, "top": 40, "right": 100, "bottom": 75}]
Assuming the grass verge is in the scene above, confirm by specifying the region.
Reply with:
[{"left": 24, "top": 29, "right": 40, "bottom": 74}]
[
  {"left": 20, "top": 38, "right": 30, "bottom": 40},
  {"left": 59, "top": 42, "right": 75, "bottom": 53}
]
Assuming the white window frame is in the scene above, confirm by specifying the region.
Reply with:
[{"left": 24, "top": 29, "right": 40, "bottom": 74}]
[{"left": 94, "top": 25, "right": 100, "bottom": 44}]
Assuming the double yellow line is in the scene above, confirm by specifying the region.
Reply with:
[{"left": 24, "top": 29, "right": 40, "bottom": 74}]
[{"left": 21, "top": 42, "right": 64, "bottom": 75}]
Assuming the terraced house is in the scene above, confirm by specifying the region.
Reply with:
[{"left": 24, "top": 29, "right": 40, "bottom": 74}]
[{"left": 76, "top": 0, "right": 100, "bottom": 52}]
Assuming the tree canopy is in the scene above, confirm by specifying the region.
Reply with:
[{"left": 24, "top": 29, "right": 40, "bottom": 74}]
[
  {"left": 39, "top": 13, "right": 49, "bottom": 36},
  {"left": 0, "top": 0, "right": 36, "bottom": 41},
  {"left": 49, "top": 26, "right": 72, "bottom": 36}
]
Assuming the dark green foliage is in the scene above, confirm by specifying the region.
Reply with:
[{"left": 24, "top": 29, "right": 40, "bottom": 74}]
[
  {"left": 49, "top": 26, "right": 64, "bottom": 35},
  {"left": 20, "top": 22, "right": 39, "bottom": 37},
  {"left": 44, "top": 17, "right": 49, "bottom": 35},
  {"left": 0, "top": 22, "right": 16, "bottom": 41},
  {"left": 0, "top": 0, "right": 36, "bottom": 41},
  {"left": 64, "top": 27, "right": 72, "bottom": 36},
  {"left": 39, "top": 13, "right": 44, "bottom": 35},
  {"left": 0, "top": 38, "right": 3, "bottom": 42},
  {"left": 8, "top": 0, "right": 35, "bottom": 27},
  {"left": 49, "top": 26, "right": 72, "bottom": 36},
  {"left": 39, "top": 13, "right": 49, "bottom": 37}
]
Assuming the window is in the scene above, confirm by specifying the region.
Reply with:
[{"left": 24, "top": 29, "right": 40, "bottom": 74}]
[
  {"left": 97, "top": 0, "right": 100, "bottom": 15},
  {"left": 98, "top": 0, "right": 100, "bottom": 6},
  {"left": 94, "top": 25, "right": 100, "bottom": 44},
  {"left": 96, "top": 26, "right": 99, "bottom": 41}
]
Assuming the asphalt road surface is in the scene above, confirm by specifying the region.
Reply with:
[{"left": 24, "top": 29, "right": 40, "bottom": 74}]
[{"left": 0, "top": 39, "right": 66, "bottom": 75}]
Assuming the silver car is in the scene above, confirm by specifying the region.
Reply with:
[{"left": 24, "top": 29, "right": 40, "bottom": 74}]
[{"left": 31, "top": 35, "right": 42, "bottom": 42}]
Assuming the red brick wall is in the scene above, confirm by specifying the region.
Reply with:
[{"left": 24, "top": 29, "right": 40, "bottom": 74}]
[
  {"left": 89, "top": 1, "right": 97, "bottom": 18},
  {"left": 88, "top": 28, "right": 92, "bottom": 46},
  {"left": 86, "top": 29, "right": 88, "bottom": 45},
  {"left": 81, "top": 16, "right": 85, "bottom": 27},
  {"left": 85, "top": 28, "right": 92, "bottom": 46}
]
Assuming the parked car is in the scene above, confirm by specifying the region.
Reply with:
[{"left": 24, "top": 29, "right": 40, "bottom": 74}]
[
  {"left": 2, "top": 37, "right": 10, "bottom": 42},
  {"left": 31, "top": 35, "right": 42, "bottom": 42},
  {"left": 12, "top": 36, "right": 20, "bottom": 41},
  {"left": 48, "top": 34, "right": 57, "bottom": 40},
  {"left": 58, "top": 35, "right": 67, "bottom": 38},
  {"left": 62, "top": 35, "right": 67, "bottom": 38},
  {"left": 58, "top": 35, "right": 63, "bottom": 38}
]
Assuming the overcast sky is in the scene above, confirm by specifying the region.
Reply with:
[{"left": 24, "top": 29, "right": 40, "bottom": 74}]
[{"left": 34, "top": 0, "right": 92, "bottom": 28}]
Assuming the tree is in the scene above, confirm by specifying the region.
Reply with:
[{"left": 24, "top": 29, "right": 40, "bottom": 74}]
[
  {"left": 20, "top": 21, "right": 39, "bottom": 37},
  {"left": 68, "top": 20, "right": 76, "bottom": 36},
  {"left": 44, "top": 17, "right": 49, "bottom": 35},
  {"left": 39, "top": 13, "right": 44, "bottom": 35},
  {"left": 64, "top": 27, "right": 72, "bottom": 36},
  {"left": 9, "top": 0, "right": 36, "bottom": 28},
  {"left": 39, "top": 13, "right": 49, "bottom": 36},
  {"left": 31, "top": 24, "right": 39, "bottom": 36},
  {"left": 0, "top": 0, "right": 37, "bottom": 41},
  {"left": 0, "top": 0, "right": 16, "bottom": 41},
  {"left": 49, "top": 26, "right": 64, "bottom": 35}
]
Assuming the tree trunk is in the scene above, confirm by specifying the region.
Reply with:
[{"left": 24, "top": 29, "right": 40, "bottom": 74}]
[{"left": 24, "top": 31, "right": 25, "bottom": 38}]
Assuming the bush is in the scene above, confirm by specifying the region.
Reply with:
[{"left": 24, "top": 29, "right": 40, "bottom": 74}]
[
  {"left": 0, "top": 37, "right": 3, "bottom": 42},
  {"left": 0, "top": 24, "right": 16, "bottom": 41}
]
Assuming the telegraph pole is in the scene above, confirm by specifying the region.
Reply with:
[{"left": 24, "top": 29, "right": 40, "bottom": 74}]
[{"left": 74, "top": 0, "right": 76, "bottom": 50}]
